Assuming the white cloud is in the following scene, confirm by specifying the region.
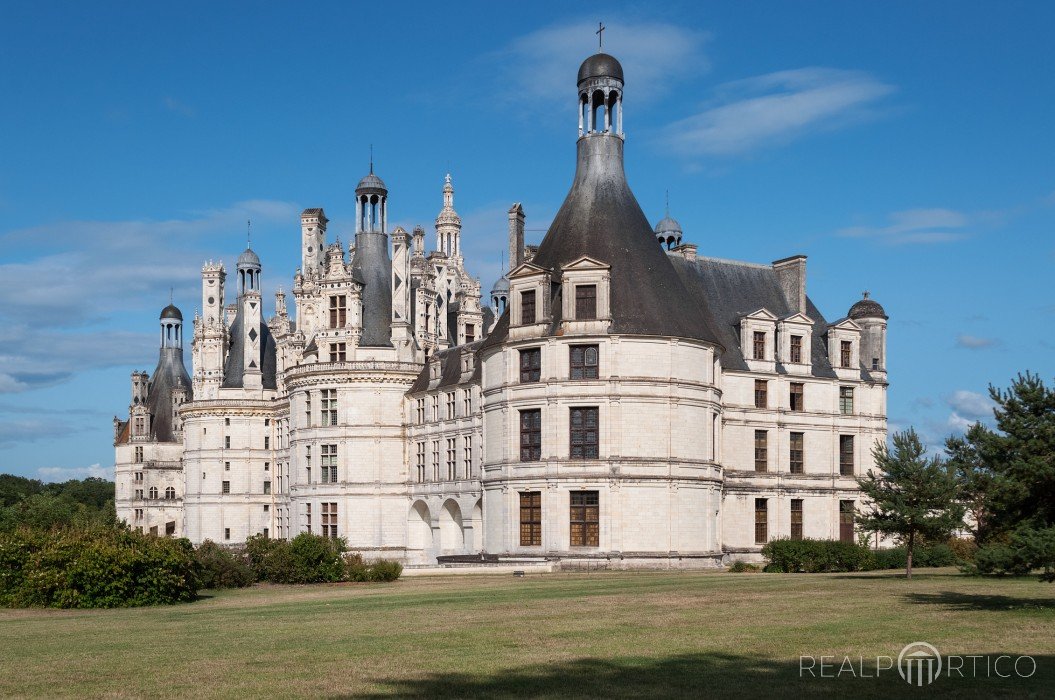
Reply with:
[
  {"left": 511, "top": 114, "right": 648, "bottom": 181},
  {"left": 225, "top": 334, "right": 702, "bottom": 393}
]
[
  {"left": 36, "top": 463, "right": 113, "bottom": 483},
  {"left": 955, "top": 334, "right": 997, "bottom": 350},
  {"left": 837, "top": 208, "right": 970, "bottom": 245},
  {"left": 945, "top": 389, "right": 997, "bottom": 431},
  {"left": 659, "top": 68, "right": 894, "bottom": 157},
  {"left": 489, "top": 19, "right": 709, "bottom": 109}
]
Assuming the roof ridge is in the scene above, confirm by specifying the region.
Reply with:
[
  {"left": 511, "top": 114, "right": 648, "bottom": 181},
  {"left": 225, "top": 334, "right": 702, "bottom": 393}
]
[{"left": 696, "top": 255, "right": 772, "bottom": 270}]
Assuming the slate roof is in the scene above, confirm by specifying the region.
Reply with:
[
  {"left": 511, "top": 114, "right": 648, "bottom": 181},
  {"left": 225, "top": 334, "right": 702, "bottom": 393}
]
[
  {"left": 160, "top": 304, "right": 183, "bottom": 321},
  {"left": 578, "top": 53, "right": 624, "bottom": 83},
  {"left": 408, "top": 340, "right": 485, "bottom": 394},
  {"left": 146, "top": 347, "right": 193, "bottom": 441},
  {"left": 221, "top": 308, "right": 278, "bottom": 389},
  {"left": 350, "top": 232, "right": 393, "bottom": 347}
]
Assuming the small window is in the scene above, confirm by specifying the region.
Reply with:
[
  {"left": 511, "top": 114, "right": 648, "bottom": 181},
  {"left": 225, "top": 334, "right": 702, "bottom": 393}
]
[
  {"left": 322, "top": 389, "right": 337, "bottom": 426},
  {"left": 446, "top": 392, "right": 456, "bottom": 420},
  {"left": 521, "top": 290, "right": 536, "bottom": 325},
  {"left": 164, "top": 486, "right": 175, "bottom": 500},
  {"left": 329, "top": 342, "right": 347, "bottom": 362},
  {"left": 520, "top": 491, "right": 542, "bottom": 546},
  {"left": 329, "top": 295, "right": 347, "bottom": 328},
  {"left": 520, "top": 409, "right": 542, "bottom": 462},
  {"left": 225, "top": 418, "right": 230, "bottom": 426},
  {"left": 754, "top": 498, "right": 768, "bottom": 544},
  {"left": 465, "top": 323, "right": 475, "bottom": 343},
  {"left": 224, "top": 528, "right": 231, "bottom": 541},
  {"left": 570, "top": 407, "right": 599, "bottom": 459},
  {"left": 225, "top": 461, "right": 231, "bottom": 471},
  {"left": 839, "top": 435, "right": 854, "bottom": 476},
  {"left": 570, "top": 491, "right": 599, "bottom": 547},
  {"left": 840, "top": 340, "right": 852, "bottom": 368},
  {"left": 752, "top": 331, "right": 765, "bottom": 360},
  {"left": 790, "top": 335, "right": 803, "bottom": 364},
  {"left": 463, "top": 435, "right": 472, "bottom": 479},
  {"left": 446, "top": 438, "right": 456, "bottom": 480},
  {"left": 839, "top": 500, "right": 855, "bottom": 542},
  {"left": 321, "top": 444, "right": 337, "bottom": 483},
  {"left": 148, "top": 486, "right": 158, "bottom": 499},
  {"left": 264, "top": 436, "right": 270, "bottom": 449},
  {"left": 322, "top": 502, "right": 338, "bottom": 539},
  {"left": 574, "top": 284, "right": 596, "bottom": 320},
  {"left": 754, "top": 430, "right": 767, "bottom": 472},
  {"left": 789, "top": 432, "right": 804, "bottom": 474},
  {"left": 570, "top": 345, "right": 599, "bottom": 380},
  {"left": 264, "top": 504, "right": 270, "bottom": 512},
  {"left": 222, "top": 481, "right": 230, "bottom": 494},
  {"left": 520, "top": 348, "right": 541, "bottom": 383},
  {"left": 225, "top": 436, "right": 231, "bottom": 449},
  {"left": 754, "top": 380, "right": 767, "bottom": 409},
  {"left": 415, "top": 442, "right": 426, "bottom": 483},
  {"left": 790, "top": 382, "right": 804, "bottom": 412},
  {"left": 263, "top": 480, "right": 271, "bottom": 495},
  {"left": 839, "top": 386, "right": 854, "bottom": 415},
  {"left": 872, "top": 357, "right": 880, "bottom": 371},
  {"left": 790, "top": 499, "right": 803, "bottom": 540}
]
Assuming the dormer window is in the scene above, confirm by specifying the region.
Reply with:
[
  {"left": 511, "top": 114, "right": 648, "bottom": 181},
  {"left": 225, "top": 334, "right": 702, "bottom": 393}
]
[
  {"left": 790, "top": 335, "right": 803, "bottom": 363},
  {"left": 465, "top": 323, "right": 475, "bottom": 344},
  {"left": 521, "top": 290, "right": 536, "bottom": 325},
  {"left": 328, "top": 295, "right": 346, "bottom": 328},
  {"left": 840, "top": 341, "right": 852, "bottom": 368},
  {"left": 752, "top": 332, "right": 766, "bottom": 360},
  {"left": 574, "top": 285, "right": 596, "bottom": 320}
]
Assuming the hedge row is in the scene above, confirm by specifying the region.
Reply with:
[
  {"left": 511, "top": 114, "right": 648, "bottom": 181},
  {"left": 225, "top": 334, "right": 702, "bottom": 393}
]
[
  {"left": 760, "top": 538, "right": 966, "bottom": 573},
  {"left": 241, "top": 534, "right": 402, "bottom": 584}
]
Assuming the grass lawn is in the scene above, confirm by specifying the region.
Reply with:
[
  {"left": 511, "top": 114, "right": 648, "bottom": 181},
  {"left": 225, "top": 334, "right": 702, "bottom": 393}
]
[{"left": 1, "top": 568, "right": 1053, "bottom": 697}]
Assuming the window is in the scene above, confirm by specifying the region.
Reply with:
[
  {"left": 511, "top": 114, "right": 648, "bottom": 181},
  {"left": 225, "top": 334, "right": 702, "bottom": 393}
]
[
  {"left": 790, "top": 382, "right": 804, "bottom": 412},
  {"left": 574, "top": 284, "right": 597, "bottom": 320},
  {"left": 416, "top": 442, "right": 426, "bottom": 482},
  {"left": 135, "top": 488, "right": 144, "bottom": 500},
  {"left": 446, "top": 438, "right": 457, "bottom": 480},
  {"left": 790, "top": 335, "right": 803, "bottom": 363},
  {"left": 754, "top": 498, "right": 768, "bottom": 544},
  {"left": 839, "top": 435, "right": 854, "bottom": 476},
  {"left": 164, "top": 486, "right": 175, "bottom": 500},
  {"left": 224, "top": 528, "right": 231, "bottom": 541},
  {"left": 262, "top": 527, "right": 269, "bottom": 538},
  {"left": 446, "top": 392, "right": 456, "bottom": 420},
  {"left": 321, "top": 444, "right": 337, "bottom": 483},
  {"left": 329, "top": 342, "right": 346, "bottom": 362},
  {"left": 415, "top": 398, "right": 425, "bottom": 424},
  {"left": 520, "top": 409, "right": 541, "bottom": 461},
  {"left": 754, "top": 380, "right": 767, "bottom": 409},
  {"left": 791, "top": 499, "right": 803, "bottom": 540},
  {"left": 465, "top": 323, "right": 475, "bottom": 343},
  {"left": 570, "top": 345, "right": 599, "bottom": 379},
  {"left": 520, "top": 491, "right": 542, "bottom": 546},
  {"left": 263, "top": 480, "right": 271, "bottom": 495},
  {"left": 463, "top": 435, "right": 472, "bottom": 478},
  {"left": 752, "top": 331, "right": 766, "bottom": 360},
  {"left": 754, "top": 430, "right": 767, "bottom": 472},
  {"left": 148, "top": 486, "right": 158, "bottom": 499},
  {"left": 322, "top": 502, "right": 338, "bottom": 539},
  {"left": 570, "top": 491, "right": 599, "bottom": 547},
  {"left": 225, "top": 436, "right": 231, "bottom": 449},
  {"left": 839, "top": 500, "right": 855, "bottom": 542},
  {"left": 134, "top": 446, "right": 144, "bottom": 463},
  {"left": 264, "top": 462, "right": 269, "bottom": 471},
  {"left": 520, "top": 348, "right": 541, "bottom": 383},
  {"left": 840, "top": 340, "right": 852, "bottom": 368},
  {"left": 431, "top": 395, "right": 440, "bottom": 421},
  {"left": 321, "top": 389, "right": 337, "bottom": 426},
  {"left": 570, "top": 407, "right": 599, "bottom": 459},
  {"left": 432, "top": 440, "right": 440, "bottom": 481},
  {"left": 329, "top": 295, "right": 346, "bottom": 328},
  {"left": 839, "top": 386, "right": 854, "bottom": 415},
  {"left": 790, "top": 432, "right": 804, "bottom": 474},
  {"left": 222, "top": 481, "right": 230, "bottom": 494},
  {"left": 463, "top": 389, "right": 472, "bottom": 415},
  {"left": 225, "top": 418, "right": 230, "bottom": 426},
  {"left": 134, "top": 471, "right": 143, "bottom": 483},
  {"left": 305, "top": 503, "right": 311, "bottom": 533},
  {"left": 264, "top": 436, "right": 270, "bottom": 449},
  {"left": 134, "top": 508, "right": 143, "bottom": 522},
  {"left": 520, "top": 289, "right": 536, "bottom": 325},
  {"left": 305, "top": 393, "right": 312, "bottom": 427},
  {"left": 305, "top": 445, "right": 311, "bottom": 482},
  {"left": 872, "top": 357, "right": 880, "bottom": 371},
  {"left": 264, "top": 504, "right": 270, "bottom": 512}
]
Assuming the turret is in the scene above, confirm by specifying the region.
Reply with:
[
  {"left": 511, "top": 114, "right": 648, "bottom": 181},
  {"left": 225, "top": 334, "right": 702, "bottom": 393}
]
[
  {"left": 849, "top": 292, "right": 888, "bottom": 378},
  {"left": 435, "top": 174, "right": 462, "bottom": 258},
  {"left": 301, "top": 208, "right": 328, "bottom": 278},
  {"left": 391, "top": 226, "right": 413, "bottom": 353},
  {"left": 237, "top": 247, "right": 263, "bottom": 389}
]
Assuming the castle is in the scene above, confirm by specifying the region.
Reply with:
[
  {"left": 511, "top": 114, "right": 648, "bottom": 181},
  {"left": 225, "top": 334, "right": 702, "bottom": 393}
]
[{"left": 114, "top": 50, "right": 888, "bottom": 566}]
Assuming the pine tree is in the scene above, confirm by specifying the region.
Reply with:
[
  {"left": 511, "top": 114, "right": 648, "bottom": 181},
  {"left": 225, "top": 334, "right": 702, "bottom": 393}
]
[{"left": 856, "top": 429, "right": 965, "bottom": 579}]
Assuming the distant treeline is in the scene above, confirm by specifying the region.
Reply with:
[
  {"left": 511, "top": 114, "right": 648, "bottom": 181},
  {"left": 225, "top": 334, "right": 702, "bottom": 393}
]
[{"left": 0, "top": 474, "right": 115, "bottom": 531}]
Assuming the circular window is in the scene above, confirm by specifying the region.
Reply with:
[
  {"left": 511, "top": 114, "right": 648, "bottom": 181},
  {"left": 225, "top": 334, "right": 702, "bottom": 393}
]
[
  {"left": 307, "top": 246, "right": 313, "bottom": 253},
  {"left": 208, "top": 297, "right": 215, "bottom": 305}
]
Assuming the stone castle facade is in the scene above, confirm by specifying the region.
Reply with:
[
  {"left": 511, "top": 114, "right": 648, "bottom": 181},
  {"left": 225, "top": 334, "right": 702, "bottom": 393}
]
[{"left": 114, "top": 51, "right": 888, "bottom": 566}]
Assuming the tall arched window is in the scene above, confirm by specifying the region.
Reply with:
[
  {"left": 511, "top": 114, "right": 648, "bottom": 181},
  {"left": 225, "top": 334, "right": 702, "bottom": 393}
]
[{"left": 148, "top": 486, "right": 158, "bottom": 499}]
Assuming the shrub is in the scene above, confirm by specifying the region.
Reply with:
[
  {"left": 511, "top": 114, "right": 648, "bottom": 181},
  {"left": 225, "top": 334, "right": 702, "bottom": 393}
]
[
  {"left": 0, "top": 526, "right": 198, "bottom": 608},
  {"left": 947, "top": 537, "right": 978, "bottom": 564},
  {"left": 728, "top": 560, "right": 760, "bottom": 573},
  {"left": 761, "top": 539, "right": 875, "bottom": 573},
  {"left": 344, "top": 553, "right": 403, "bottom": 582},
  {"left": 195, "top": 541, "right": 253, "bottom": 589},
  {"left": 368, "top": 559, "right": 403, "bottom": 582},
  {"left": 246, "top": 533, "right": 346, "bottom": 584}
]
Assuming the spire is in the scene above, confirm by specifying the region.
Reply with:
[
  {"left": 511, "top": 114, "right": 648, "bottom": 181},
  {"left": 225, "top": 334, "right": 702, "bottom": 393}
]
[
  {"left": 596, "top": 21, "right": 605, "bottom": 52},
  {"left": 369, "top": 144, "right": 374, "bottom": 174}
]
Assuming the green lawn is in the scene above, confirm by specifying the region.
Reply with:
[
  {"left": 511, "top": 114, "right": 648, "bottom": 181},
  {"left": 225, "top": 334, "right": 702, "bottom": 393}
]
[{"left": 1, "top": 568, "right": 1053, "bottom": 697}]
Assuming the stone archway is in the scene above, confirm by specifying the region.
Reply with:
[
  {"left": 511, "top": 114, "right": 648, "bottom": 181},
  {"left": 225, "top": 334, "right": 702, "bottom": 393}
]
[
  {"left": 408, "top": 500, "right": 434, "bottom": 563},
  {"left": 439, "top": 499, "right": 465, "bottom": 552}
]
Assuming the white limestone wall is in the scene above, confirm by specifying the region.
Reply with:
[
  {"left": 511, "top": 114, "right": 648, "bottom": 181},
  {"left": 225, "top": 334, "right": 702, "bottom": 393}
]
[{"left": 115, "top": 440, "right": 185, "bottom": 536}]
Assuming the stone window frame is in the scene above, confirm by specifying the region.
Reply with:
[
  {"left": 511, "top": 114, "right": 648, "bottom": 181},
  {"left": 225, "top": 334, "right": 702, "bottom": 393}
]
[
  {"left": 570, "top": 490, "right": 599, "bottom": 547},
  {"left": 790, "top": 499, "right": 804, "bottom": 540},
  {"left": 754, "top": 430, "right": 768, "bottom": 472},
  {"left": 519, "top": 491, "right": 542, "bottom": 547}
]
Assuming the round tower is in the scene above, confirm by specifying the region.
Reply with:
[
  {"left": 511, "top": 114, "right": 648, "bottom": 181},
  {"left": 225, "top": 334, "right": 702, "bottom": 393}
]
[
  {"left": 237, "top": 247, "right": 261, "bottom": 295},
  {"left": 356, "top": 164, "right": 388, "bottom": 234},
  {"left": 435, "top": 173, "right": 462, "bottom": 257},
  {"left": 160, "top": 303, "right": 183, "bottom": 349},
  {"left": 578, "top": 53, "right": 624, "bottom": 138},
  {"left": 848, "top": 291, "right": 888, "bottom": 374}
]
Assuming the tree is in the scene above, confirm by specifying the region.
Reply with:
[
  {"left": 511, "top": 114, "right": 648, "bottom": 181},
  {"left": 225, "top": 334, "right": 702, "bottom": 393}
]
[
  {"left": 856, "top": 429, "right": 965, "bottom": 579},
  {"left": 946, "top": 373, "right": 1055, "bottom": 581},
  {"left": 945, "top": 423, "right": 996, "bottom": 543}
]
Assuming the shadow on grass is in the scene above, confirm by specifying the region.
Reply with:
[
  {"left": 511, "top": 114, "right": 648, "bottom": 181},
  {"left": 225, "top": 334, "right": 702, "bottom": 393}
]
[
  {"left": 356, "top": 652, "right": 1054, "bottom": 698},
  {"left": 905, "top": 591, "right": 1055, "bottom": 611}
]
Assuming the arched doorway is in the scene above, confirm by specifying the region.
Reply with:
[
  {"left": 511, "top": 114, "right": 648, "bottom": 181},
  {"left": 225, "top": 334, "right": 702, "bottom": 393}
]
[
  {"left": 439, "top": 499, "right": 465, "bottom": 552},
  {"left": 408, "top": 500, "right": 434, "bottom": 563}
]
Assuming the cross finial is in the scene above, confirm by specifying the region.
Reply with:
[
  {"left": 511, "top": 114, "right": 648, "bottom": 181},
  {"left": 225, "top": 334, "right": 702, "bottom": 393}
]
[
  {"left": 863, "top": 290, "right": 870, "bottom": 299},
  {"left": 665, "top": 190, "right": 670, "bottom": 216},
  {"left": 596, "top": 22, "right": 605, "bottom": 51},
  {"left": 370, "top": 144, "right": 374, "bottom": 174},
  {"left": 247, "top": 219, "right": 251, "bottom": 247},
  {"left": 170, "top": 286, "right": 173, "bottom": 304}
]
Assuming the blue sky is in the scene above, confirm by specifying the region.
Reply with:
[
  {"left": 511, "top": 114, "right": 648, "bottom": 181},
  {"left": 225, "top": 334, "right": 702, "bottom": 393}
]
[{"left": 1, "top": 1, "right": 1053, "bottom": 480}]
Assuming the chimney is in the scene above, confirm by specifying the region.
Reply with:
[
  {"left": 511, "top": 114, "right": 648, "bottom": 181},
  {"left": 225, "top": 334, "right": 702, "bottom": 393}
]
[
  {"left": 675, "top": 242, "right": 697, "bottom": 263},
  {"left": 508, "top": 203, "right": 525, "bottom": 269},
  {"left": 772, "top": 255, "right": 807, "bottom": 314}
]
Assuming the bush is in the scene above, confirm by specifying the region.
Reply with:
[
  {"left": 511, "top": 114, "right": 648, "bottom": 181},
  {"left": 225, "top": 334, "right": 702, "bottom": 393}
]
[
  {"left": 761, "top": 539, "right": 875, "bottom": 573},
  {"left": 245, "top": 533, "right": 346, "bottom": 584},
  {"left": 727, "top": 560, "right": 760, "bottom": 573},
  {"left": 344, "top": 553, "right": 403, "bottom": 582},
  {"left": 368, "top": 559, "right": 403, "bottom": 582},
  {"left": 0, "top": 526, "right": 198, "bottom": 608},
  {"left": 195, "top": 541, "right": 253, "bottom": 589},
  {"left": 947, "top": 537, "right": 978, "bottom": 564}
]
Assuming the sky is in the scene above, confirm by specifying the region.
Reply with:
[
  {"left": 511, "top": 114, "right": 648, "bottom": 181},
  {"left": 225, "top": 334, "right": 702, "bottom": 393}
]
[{"left": 1, "top": 1, "right": 1053, "bottom": 481}]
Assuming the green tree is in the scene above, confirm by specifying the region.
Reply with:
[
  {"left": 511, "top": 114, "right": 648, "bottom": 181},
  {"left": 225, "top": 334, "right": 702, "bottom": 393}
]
[
  {"left": 856, "top": 429, "right": 965, "bottom": 579},
  {"left": 947, "top": 373, "right": 1055, "bottom": 581},
  {"left": 945, "top": 423, "right": 996, "bottom": 542}
]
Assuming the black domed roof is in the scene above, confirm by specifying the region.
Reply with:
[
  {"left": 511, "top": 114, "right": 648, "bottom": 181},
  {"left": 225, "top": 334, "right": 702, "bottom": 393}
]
[
  {"left": 160, "top": 304, "right": 183, "bottom": 321},
  {"left": 237, "top": 247, "right": 261, "bottom": 267},
  {"left": 848, "top": 293, "right": 887, "bottom": 320},
  {"left": 356, "top": 171, "right": 387, "bottom": 193},
  {"left": 578, "top": 53, "right": 624, "bottom": 84}
]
